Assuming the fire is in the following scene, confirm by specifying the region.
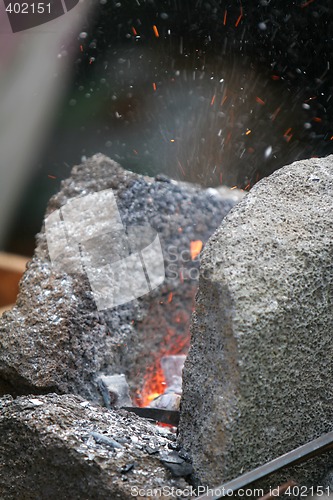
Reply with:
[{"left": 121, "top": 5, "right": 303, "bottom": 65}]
[
  {"left": 190, "top": 240, "right": 203, "bottom": 260},
  {"left": 137, "top": 323, "right": 190, "bottom": 408},
  {"left": 139, "top": 364, "right": 166, "bottom": 406}
]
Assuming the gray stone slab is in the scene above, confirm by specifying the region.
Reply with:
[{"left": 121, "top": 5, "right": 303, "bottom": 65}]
[
  {"left": 178, "top": 156, "right": 333, "bottom": 490},
  {"left": 0, "top": 393, "right": 189, "bottom": 499}
]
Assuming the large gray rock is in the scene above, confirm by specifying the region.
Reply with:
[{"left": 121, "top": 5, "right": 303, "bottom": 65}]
[
  {"left": 0, "top": 154, "right": 243, "bottom": 403},
  {"left": 178, "top": 156, "right": 333, "bottom": 489},
  {"left": 0, "top": 393, "right": 190, "bottom": 499}
]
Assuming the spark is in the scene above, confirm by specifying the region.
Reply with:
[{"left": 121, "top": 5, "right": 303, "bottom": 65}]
[
  {"left": 245, "top": 129, "right": 251, "bottom": 135},
  {"left": 153, "top": 25, "right": 159, "bottom": 38},
  {"left": 271, "top": 75, "right": 280, "bottom": 80},
  {"left": 256, "top": 96, "right": 265, "bottom": 105},
  {"left": 300, "top": 0, "right": 314, "bottom": 7},
  {"left": 210, "top": 94, "right": 216, "bottom": 106},
  {"left": 235, "top": 5, "right": 243, "bottom": 27},
  {"left": 226, "top": 132, "right": 232, "bottom": 144},
  {"left": 223, "top": 9, "right": 227, "bottom": 25},
  {"left": 312, "top": 117, "right": 322, "bottom": 122},
  {"left": 152, "top": 82, "right": 157, "bottom": 91},
  {"left": 132, "top": 27, "right": 137, "bottom": 36},
  {"left": 230, "top": 186, "right": 238, "bottom": 190},
  {"left": 271, "top": 106, "right": 281, "bottom": 121},
  {"left": 48, "top": 174, "right": 56, "bottom": 179},
  {"left": 167, "top": 292, "right": 173, "bottom": 304},
  {"left": 283, "top": 127, "right": 293, "bottom": 142}
]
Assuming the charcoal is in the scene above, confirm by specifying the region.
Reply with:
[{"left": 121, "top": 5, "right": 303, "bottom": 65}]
[
  {"left": 162, "top": 462, "right": 194, "bottom": 478},
  {"left": 97, "top": 374, "right": 132, "bottom": 408},
  {"left": 0, "top": 393, "right": 191, "bottom": 499},
  {"left": 148, "top": 392, "right": 181, "bottom": 411},
  {"left": 120, "top": 463, "right": 135, "bottom": 474},
  {"left": 90, "top": 431, "right": 123, "bottom": 449}
]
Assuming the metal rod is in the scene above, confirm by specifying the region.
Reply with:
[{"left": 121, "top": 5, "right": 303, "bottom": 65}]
[{"left": 196, "top": 431, "right": 333, "bottom": 499}]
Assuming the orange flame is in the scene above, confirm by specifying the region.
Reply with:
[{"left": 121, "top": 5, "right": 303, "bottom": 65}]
[
  {"left": 190, "top": 240, "right": 203, "bottom": 260},
  {"left": 137, "top": 324, "right": 190, "bottom": 407}
]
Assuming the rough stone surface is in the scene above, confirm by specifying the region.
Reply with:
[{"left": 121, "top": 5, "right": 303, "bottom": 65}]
[
  {"left": 178, "top": 156, "right": 333, "bottom": 488},
  {"left": 0, "top": 154, "right": 243, "bottom": 403},
  {"left": 0, "top": 393, "right": 191, "bottom": 499}
]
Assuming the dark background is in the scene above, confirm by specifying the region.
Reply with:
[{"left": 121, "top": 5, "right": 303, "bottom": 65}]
[{"left": 6, "top": 0, "right": 333, "bottom": 255}]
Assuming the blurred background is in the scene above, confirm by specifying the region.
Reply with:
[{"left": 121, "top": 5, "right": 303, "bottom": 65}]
[{"left": 1, "top": 0, "right": 333, "bottom": 257}]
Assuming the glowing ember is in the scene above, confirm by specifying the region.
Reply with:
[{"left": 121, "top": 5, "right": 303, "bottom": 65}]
[
  {"left": 137, "top": 327, "right": 190, "bottom": 407},
  {"left": 190, "top": 240, "right": 203, "bottom": 260},
  {"left": 256, "top": 96, "right": 265, "bottom": 105},
  {"left": 136, "top": 346, "right": 188, "bottom": 407},
  {"left": 153, "top": 25, "right": 159, "bottom": 38},
  {"left": 300, "top": 0, "right": 315, "bottom": 7},
  {"left": 139, "top": 365, "right": 166, "bottom": 406},
  {"left": 283, "top": 127, "right": 293, "bottom": 143},
  {"left": 235, "top": 5, "right": 243, "bottom": 27}
]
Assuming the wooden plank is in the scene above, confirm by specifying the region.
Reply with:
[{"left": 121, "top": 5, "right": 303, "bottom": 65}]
[
  {"left": 0, "top": 252, "right": 29, "bottom": 273},
  {"left": 0, "top": 253, "right": 29, "bottom": 309}
]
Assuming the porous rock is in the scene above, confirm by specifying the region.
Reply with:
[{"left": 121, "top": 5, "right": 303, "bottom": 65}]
[
  {"left": 178, "top": 156, "right": 333, "bottom": 488},
  {"left": 0, "top": 154, "right": 243, "bottom": 402},
  {"left": 0, "top": 393, "right": 190, "bottom": 499}
]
